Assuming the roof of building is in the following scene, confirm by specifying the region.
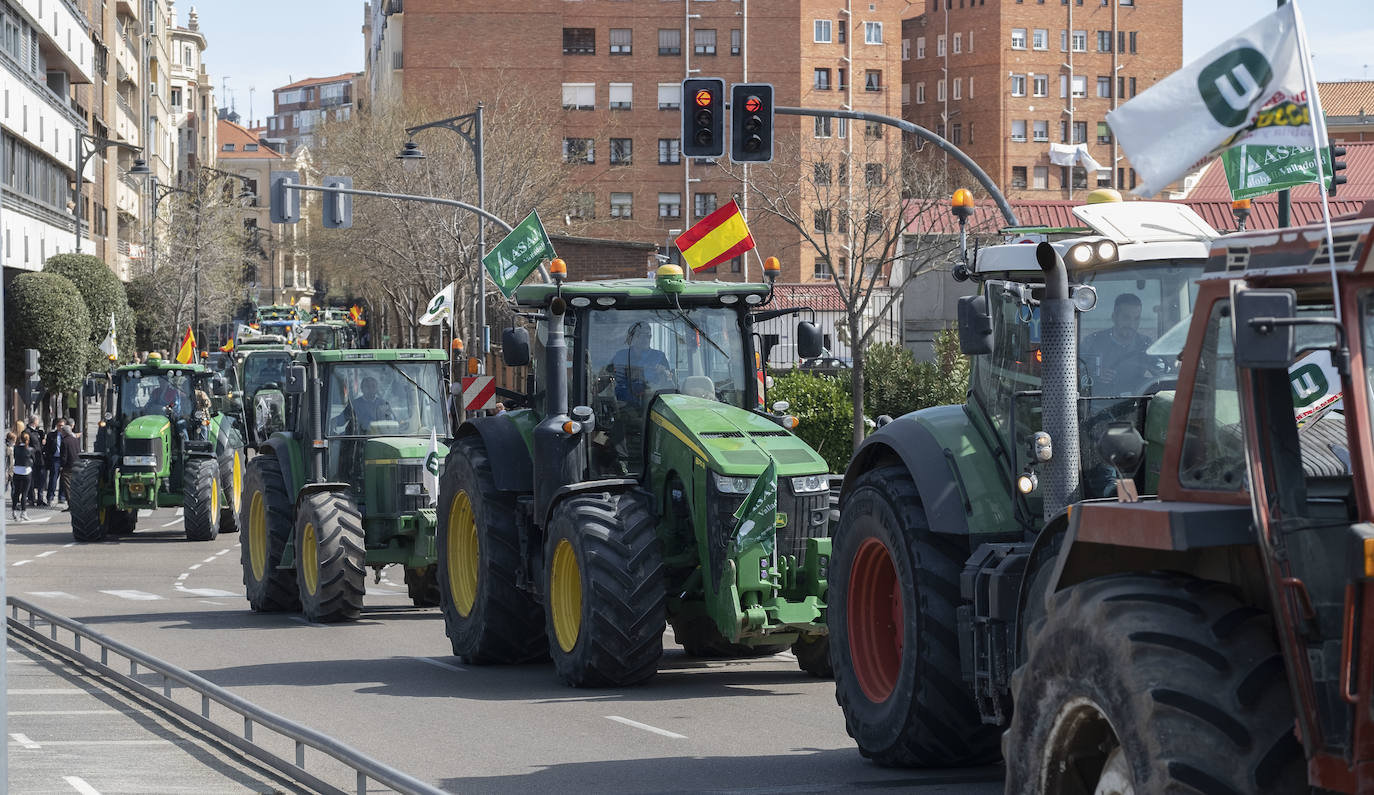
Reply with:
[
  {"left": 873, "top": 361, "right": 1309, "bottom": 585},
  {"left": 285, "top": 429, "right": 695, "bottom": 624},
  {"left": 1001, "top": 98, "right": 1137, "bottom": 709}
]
[
  {"left": 216, "top": 119, "right": 282, "bottom": 159},
  {"left": 769, "top": 283, "right": 851, "bottom": 312},
  {"left": 1185, "top": 140, "right": 1374, "bottom": 202},
  {"left": 274, "top": 73, "right": 361, "bottom": 93},
  {"left": 1320, "top": 80, "right": 1374, "bottom": 117}
]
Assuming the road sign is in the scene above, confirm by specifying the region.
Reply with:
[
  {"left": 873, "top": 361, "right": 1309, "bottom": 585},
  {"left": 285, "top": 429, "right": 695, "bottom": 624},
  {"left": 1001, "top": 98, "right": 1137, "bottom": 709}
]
[
  {"left": 730, "top": 83, "right": 775, "bottom": 163},
  {"left": 461, "top": 375, "right": 496, "bottom": 412}
]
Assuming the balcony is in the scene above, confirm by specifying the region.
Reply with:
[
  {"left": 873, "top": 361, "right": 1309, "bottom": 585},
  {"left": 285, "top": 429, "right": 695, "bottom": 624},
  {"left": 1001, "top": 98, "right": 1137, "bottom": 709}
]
[
  {"left": 113, "top": 93, "right": 140, "bottom": 146},
  {"left": 116, "top": 176, "right": 141, "bottom": 220},
  {"left": 115, "top": 0, "right": 140, "bottom": 23},
  {"left": 114, "top": 22, "right": 138, "bottom": 82}
]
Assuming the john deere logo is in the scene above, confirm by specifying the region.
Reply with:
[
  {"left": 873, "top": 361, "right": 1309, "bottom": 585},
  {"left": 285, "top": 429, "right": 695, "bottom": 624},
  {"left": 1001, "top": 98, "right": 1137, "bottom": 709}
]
[
  {"left": 1198, "top": 48, "right": 1272, "bottom": 128},
  {"left": 1290, "top": 362, "right": 1329, "bottom": 407},
  {"left": 425, "top": 451, "right": 441, "bottom": 477}
]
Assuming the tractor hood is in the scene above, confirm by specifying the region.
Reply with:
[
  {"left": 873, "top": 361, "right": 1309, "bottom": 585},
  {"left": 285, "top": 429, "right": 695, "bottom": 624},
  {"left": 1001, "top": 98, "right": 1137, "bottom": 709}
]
[
  {"left": 364, "top": 437, "right": 448, "bottom": 462},
  {"left": 649, "top": 394, "right": 827, "bottom": 477},
  {"left": 124, "top": 414, "right": 172, "bottom": 441}
]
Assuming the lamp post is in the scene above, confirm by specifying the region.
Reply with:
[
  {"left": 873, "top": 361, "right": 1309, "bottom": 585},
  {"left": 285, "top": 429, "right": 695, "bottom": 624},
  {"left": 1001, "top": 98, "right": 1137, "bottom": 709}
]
[
  {"left": 397, "top": 104, "right": 486, "bottom": 373},
  {"left": 74, "top": 134, "right": 149, "bottom": 250}
]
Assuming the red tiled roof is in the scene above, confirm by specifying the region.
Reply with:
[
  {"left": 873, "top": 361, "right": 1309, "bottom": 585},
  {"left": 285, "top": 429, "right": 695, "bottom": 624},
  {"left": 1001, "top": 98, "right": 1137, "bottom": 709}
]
[
  {"left": 1186, "top": 141, "right": 1374, "bottom": 202},
  {"left": 216, "top": 118, "right": 282, "bottom": 159},
  {"left": 274, "top": 73, "right": 360, "bottom": 92},
  {"left": 1320, "top": 80, "right": 1374, "bottom": 117},
  {"left": 769, "top": 283, "right": 849, "bottom": 312},
  {"left": 1186, "top": 198, "right": 1373, "bottom": 231}
]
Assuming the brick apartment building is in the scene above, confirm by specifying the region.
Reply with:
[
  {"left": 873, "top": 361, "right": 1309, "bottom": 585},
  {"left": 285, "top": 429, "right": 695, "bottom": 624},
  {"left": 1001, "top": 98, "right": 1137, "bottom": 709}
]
[
  {"left": 361, "top": 0, "right": 907, "bottom": 284},
  {"left": 267, "top": 72, "right": 360, "bottom": 154},
  {"left": 902, "top": 0, "right": 1179, "bottom": 201}
]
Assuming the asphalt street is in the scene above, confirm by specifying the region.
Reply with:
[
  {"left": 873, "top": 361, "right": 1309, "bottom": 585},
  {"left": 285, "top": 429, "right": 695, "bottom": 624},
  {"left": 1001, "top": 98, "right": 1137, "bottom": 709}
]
[{"left": 6, "top": 502, "right": 1006, "bottom": 794}]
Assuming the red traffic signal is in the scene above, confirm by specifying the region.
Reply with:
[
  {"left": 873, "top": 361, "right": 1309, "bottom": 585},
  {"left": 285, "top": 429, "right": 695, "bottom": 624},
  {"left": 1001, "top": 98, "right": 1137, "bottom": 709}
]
[
  {"left": 682, "top": 78, "right": 725, "bottom": 158},
  {"left": 695, "top": 89, "right": 714, "bottom": 107},
  {"left": 744, "top": 96, "right": 762, "bottom": 113},
  {"left": 730, "top": 83, "right": 774, "bottom": 163}
]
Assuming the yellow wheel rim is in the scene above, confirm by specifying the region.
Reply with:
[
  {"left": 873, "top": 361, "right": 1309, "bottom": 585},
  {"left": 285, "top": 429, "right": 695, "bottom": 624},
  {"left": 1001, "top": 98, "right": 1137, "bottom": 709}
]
[
  {"left": 302, "top": 522, "right": 319, "bottom": 595},
  {"left": 550, "top": 538, "right": 582, "bottom": 653},
  {"left": 249, "top": 491, "right": 266, "bottom": 579},
  {"left": 231, "top": 452, "right": 243, "bottom": 514},
  {"left": 447, "top": 491, "right": 478, "bottom": 617},
  {"left": 211, "top": 476, "right": 219, "bottom": 518}
]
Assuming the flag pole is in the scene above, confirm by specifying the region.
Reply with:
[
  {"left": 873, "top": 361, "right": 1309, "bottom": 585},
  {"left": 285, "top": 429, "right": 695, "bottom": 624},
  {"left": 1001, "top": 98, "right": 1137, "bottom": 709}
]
[{"left": 1291, "top": 0, "right": 1342, "bottom": 323}]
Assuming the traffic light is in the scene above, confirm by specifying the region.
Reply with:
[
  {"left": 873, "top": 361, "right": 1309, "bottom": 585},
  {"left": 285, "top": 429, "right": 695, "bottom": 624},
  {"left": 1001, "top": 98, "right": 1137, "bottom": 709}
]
[
  {"left": 321, "top": 175, "right": 353, "bottom": 229},
  {"left": 269, "top": 170, "right": 301, "bottom": 224},
  {"left": 730, "top": 83, "right": 775, "bottom": 163},
  {"left": 23, "top": 348, "right": 41, "bottom": 407},
  {"left": 1328, "top": 144, "right": 1347, "bottom": 197},
  {"left": 682, "top": 78, "right": 725, "bottom": 158}
]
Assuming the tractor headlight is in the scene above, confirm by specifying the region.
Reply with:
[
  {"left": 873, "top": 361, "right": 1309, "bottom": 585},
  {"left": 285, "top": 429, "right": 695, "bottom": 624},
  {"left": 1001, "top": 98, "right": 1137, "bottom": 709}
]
[
  {"left": 123, "top": 455, "right": 157, "bottom": 467},
  {"left": 712, "top": 472, "right": 755, "bottom": 494},
  {"left": 791, "top": 474, "right": 829, "bottom": 494}
]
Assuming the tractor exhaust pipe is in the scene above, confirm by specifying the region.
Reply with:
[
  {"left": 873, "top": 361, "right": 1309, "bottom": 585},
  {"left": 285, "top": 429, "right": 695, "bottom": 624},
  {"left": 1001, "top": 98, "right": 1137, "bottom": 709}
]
[{"left": 1036, "top": 242, "right": 1079, "bottom": 522}]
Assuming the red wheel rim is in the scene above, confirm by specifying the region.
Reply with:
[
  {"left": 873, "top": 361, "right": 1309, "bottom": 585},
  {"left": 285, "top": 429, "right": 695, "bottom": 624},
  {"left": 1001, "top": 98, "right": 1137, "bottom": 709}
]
[{"left": 848, "top": 536, "right": 903, "bottom": 702}]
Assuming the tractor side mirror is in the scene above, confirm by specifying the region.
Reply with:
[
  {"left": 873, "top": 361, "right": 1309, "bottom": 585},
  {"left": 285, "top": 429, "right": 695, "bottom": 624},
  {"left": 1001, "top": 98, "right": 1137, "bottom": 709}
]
[
  {"left": 1234, "top": 289, "right": 1296, "bottom": 369},
  {"left": 212, "top": 378, "right": 228, "bottom": 397},
  {"left": 1096, "top": 422, "right": 1145, "bottom": 476},
  {"left": 797, "top": 321, "right": 823, "bottom": 360},
  {"left": 957, "top": 295, "right": 994, "bottom": 355},
  {"left": 284, "top": 364, "right": 308, "bottom": 395},
  {"left": 502, "top": 327, "right": 531, "bottom": 367}
]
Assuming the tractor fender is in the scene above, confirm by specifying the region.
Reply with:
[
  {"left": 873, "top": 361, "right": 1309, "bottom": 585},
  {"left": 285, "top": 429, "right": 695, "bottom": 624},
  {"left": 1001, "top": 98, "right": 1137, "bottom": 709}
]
[
  {"left": 542, "top": 478, "right": 641, "bottom": 529},
  {"left": 259, "top": 437, "right": 303, "bottom": 503},
  {"left": 458, "top": 415, "right": 533, "bottom": 494},
  {"left": 842, "top": 406, "right": 972, "bottom": 536},
  {"left": 297, "top": 481, "right": 351, "bottom": 509},
  {"left": 214, "top": 414, "right": 241, "bottom": 455}
]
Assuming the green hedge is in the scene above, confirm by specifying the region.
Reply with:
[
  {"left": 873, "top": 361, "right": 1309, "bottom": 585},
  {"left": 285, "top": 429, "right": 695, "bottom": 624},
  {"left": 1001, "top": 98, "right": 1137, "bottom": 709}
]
[
  {"left": 43, "top": 253, "right": 135, "bottom": 369},
  {"left": 861, "top": 330, "right": 970, "bottom": 421},
  {"left": 5, "top": 272, "right": 92, "bottom": 394},
  {"left": 768, "top": 369, "right": 853, "bottom": 473}
]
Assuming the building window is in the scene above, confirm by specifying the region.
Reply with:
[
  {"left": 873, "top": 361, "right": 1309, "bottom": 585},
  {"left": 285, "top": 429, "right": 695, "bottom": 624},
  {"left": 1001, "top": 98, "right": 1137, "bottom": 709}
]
[
  {"left": 814, "top": 258, "right": 832, "bottom": 278},
  {"left": 244, "top": 144, "right": 259, "bottom": 151},
  {"left": 813, "top": 209, "right": 830, "bottom": 233},
  {"left": 1061, "top": 120, "right": 1070, "bottom": 142},
  {"left": 1072, "top": 30, "right": 1087, "bottom": 52},
  {"left": 1032, "top": 74, "right": 1048, "bottom": 97},
  {"left": 694, "top": 29, "right": 717, "bottom": 55},
  {"left": 1011, "top": 166, "right": 1028, "bottom": 188},
  {"left": 658, "top": 138, "right": 680, "bottom": 164},
  {"left": 837, "top": 118, "right": 848, "bottom": 138},
  {"left": 694, "top": 192, "right": 717, "bottom": 218},
  {"left": 610, "top": 192, "right": 633, "bottom": 219},
  {"left": 1097, "top": 168, "right": 1114, "bottom": 187},
  {"left": 1097, "top": 30, "right": 1112, "bottom": 52},
  {"left": 1097, "top": 76, "right": 1111, "bottom": 98},
  {"left": 864, "top": 21, "right": 883, "bottom": 44},
  {"left": 1129, "top": 31, "right": 1137, "bottom": 54},
  {"left": 1033, "top": 119, "right": 1049, "bottom": 141},
  {"left": 170, "top": 88, "right": 182, "bottom": 108},
  {"left": 563, "top": 28, "right": 595, "bottom": 55},
  {"left": 952, "top": 78, "right": 962, "bottom": 100},
  {"left": 658, "top": 29, "right": 681, "bottom": 56},
  {"left": 1034, "top": 165, "right": 1049, "bottom": 189},
  {"left": 657, "top": 83, "right": 681, "bottom": 110},
  {"left": 937, "top": 79, "right": 946, "bottom": 102},
  {"left": 814, "top": 116, "right": 833, "bottom": 138},
  {"left": 838, "top": 20, "right": 847, "bottom": 44},
  {"left": 916, "top": 82, "right": 926, "bottom": 103},
  {"left": 814, "top": 20, "right": 832, "bottom": 43},
  {"left": 865, "top": 70, "right": 882, "bottom": 92},
  {"left": 1011, "top": 120, "right": 1027, "bottom": 142},
  {"left": 952, "top": 123, "right": 962, "bottom": 145},
  {"left": 814, "top": 69, "right": 831, "bottom": 90},
  {"left": 609, "top": 83, "right": 633, "bottom": 110},
  {"left": 609, "top": 138, "right": 632, "bottom": 165},
  {"left": 659, "top": 192, "right": 681, "bottom": 218},
  {"left": 917, "top": 36, "right": 926, "bottom": 58},
  {"left": 1073, "top": 121, "right": 1087, "bottom": 143},
  {"left": 1072, "top": 76, "right": 1087, "bottom": 97},
  {"left": 731, "top": 29, "right": 741, "bottom": 55},
  {"left": 561, "top": 83, "right": 595, "bottom": 110},
  {"left": 567, "top": 192, "right": 594, "bottom": 220},
  {"left": 1011, "top": 75, "right": 1026, "bottom": 96},
  {"left": 865, "top": 163, "right": 884, "bottom": 186},
  {"left": 609, "top": 28, "right": 632, "bottom": 54},
  {"left": 953, "top": 32, "right": 962, "bottom": 53},
  {"left": 936, "top": 34, "right": 946, "bottom": 57},
  {"left": 563, "top": 138, "right": 594, "bottom": 164},
  {"left": 1032, "top": 28, "right": 1048, "bottom": 50},
  {"left": 865, "top": 121, "right": 884, "bottom": 139},
  {"left": 1130, "top": 77, "right": 1137, "bottom": 97},
  {"left": 1072, "top": 166, "right": 1088, "bottom": 189},
  {"left": 902, "top": 38, "right": 910, "bottom": 60},
  {"left": 814, "top": 163, "right": 832, "bottom": 185},
  {"left": 1011, "top": 28, "right": 1027, "bottom": 49},
  {"left": 222, "top": 143, "right": 235, "bottom": 151},
  {"left": 838, "top": 68, "right": 847, "bottom": 90}
]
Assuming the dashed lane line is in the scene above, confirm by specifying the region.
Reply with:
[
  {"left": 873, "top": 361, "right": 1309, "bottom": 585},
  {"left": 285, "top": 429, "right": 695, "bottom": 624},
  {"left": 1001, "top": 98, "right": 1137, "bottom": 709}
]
[
  {"left": 12, "top": 560, "right": 32, "bottom": 567},
  {"left": 64, "top": 776, "right": 103, "bottom": 795},
  {"left": 36, "top": 551, "right": 55, "bottom": 558},
  {"left": 176, "top": 507, "right": 184, "bottom": 517},
  {"left": 174, "top": 587, "right": 238, "bottom": 598},
  {"left": 160, "top": 519, "right": 183, "bottom": 528},
  {"left": 605, "top": 716, "right": 686, "bottom": 739},
  {"left": 98, "top": 590, "right": 162, "bottom": 601},
  {"left": 412, "top": 657, "right": 467, "bottom": 673},
  {"left": 24, "top": 592, "right": 76, "bottom": 599},
  {"left": 9, "top": 733, "right": 40, "bottom": 750}
]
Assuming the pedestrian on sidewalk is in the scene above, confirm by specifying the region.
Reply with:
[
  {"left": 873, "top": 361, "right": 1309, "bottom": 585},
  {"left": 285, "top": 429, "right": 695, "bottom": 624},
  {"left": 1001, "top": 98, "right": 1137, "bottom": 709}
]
[
  {"left": 12, "top": 432, "right": 34, "bottom": 521},
  {"left": 25, "top": 417, "right": 46, "bottom": 507},
  {"left": 59, "top": 420, "right": 81, "bottom": 508},
  {"left": 43, "top": 420, "right": 63, "bottom": 505},
  {"left": 4, "top": 431, "right": 15, "bottom": 498}
]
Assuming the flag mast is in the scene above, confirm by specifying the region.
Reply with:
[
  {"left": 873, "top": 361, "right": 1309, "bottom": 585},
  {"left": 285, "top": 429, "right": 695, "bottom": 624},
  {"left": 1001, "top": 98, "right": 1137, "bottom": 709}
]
[{"left": 1290, "top": 0, "right": 1342, "bottom": 323}]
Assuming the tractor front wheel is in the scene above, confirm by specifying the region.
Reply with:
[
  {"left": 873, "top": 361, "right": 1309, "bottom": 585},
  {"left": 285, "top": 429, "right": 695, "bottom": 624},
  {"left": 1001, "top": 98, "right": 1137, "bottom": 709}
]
[
  {"left": 218, "top": 446, "right": 244, "bottom": 534},
  {"left": 107, "top": 509, "right": 138, "bottom": 535},
  {"left": 240, "top": 454, "right": 298, "bottom": 612},
  {"left": 544, "top": 490, "right": 665, "bottom": 687},
  {"left": 70, "top": 462, "right": 107, "bottom": 543},
  {"left": 405, "top": 565, "right": 441, "bottom": 607},
  {"left": 295, "top": 490, "right": 366, "bottom": 623},
  {"left": 792, "top": 635, "right": 833, "bottom": 678},
  {"left": 183, "top": 458, "right": 221, "bottom": 542}
]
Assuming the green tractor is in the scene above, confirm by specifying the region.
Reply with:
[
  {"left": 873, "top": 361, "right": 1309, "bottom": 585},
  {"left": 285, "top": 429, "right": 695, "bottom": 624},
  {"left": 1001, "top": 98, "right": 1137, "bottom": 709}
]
[
  {"left": 238, "top": 348, "right": 450, "bottom": 622},
  {"left": 437, "top": 262, "right": 833, "bottom": 687},
  {"left": 72, "top": 355, "right": 247, "bottom": 542},
  {"left": 299, "top": 320, "right": 359, "bottom": 351},
  {"left": 234, "top": 337, "right": 296, "bottom": 446}
]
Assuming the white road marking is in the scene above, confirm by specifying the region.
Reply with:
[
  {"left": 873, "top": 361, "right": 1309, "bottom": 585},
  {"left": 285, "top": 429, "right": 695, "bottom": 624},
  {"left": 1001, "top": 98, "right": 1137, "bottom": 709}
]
[
  {"left": 215, "top": 548, "right": 232, "bottom": 556},
  {"left": 36, "top": 550, "right": 56, "bottom": 558},
  {"left": 11, "top": 710, "right": 122, "bottom": 716},
  {"left": 64, "top": 776, "right": 103, "bottom": 795},
  {"left": 12, "top": 560, "right": 32, "bottom": 567},
  {"left": 160, "top": 519, "right": 183, "bottom": 528},
  {"left": 44, "top": 739, "right": 174, "bottom": 746},
  {"left": 188, "top": 564, "right": 201, "bottom": 570},
  {"left": 176, "top": 508, "right": 184, "bottom": 517},
  {"left": 25, "top": 592, "right": 76, "bottom": 600},
  {"left": 24, "top": 516, "right": 52, "bottom": 524},
  {"left": 606, "top": 716, "right": 686, "bottom": 739},
  {"left": 138, "top": 509, "right": 153, "bottom": 517},
  {"left": 412, "top": 657, "right": 466, "bottom": 673},
  {"left": 63, "top": 542, "right": 76, "bottom": 548},
  {"left": 176, "top": 588, "right": 238, "bottom": 598},
  {"left": 176, "top": 573, "right": 189, "bottom": 581},
  {"left": 99, "top": 590, "right": 163, "bottom": 601},
  {"left": 201, "top": 557, "right": 216, "bottom": 564},
  {"left": 536, "top": 694, "right": 624, "bottom": 703},
  {"left": 368, "top": 588, "right": 402, "bottom": 596},
  {"left": 9, "top": 733, "right": 40, "bottom": 749}
]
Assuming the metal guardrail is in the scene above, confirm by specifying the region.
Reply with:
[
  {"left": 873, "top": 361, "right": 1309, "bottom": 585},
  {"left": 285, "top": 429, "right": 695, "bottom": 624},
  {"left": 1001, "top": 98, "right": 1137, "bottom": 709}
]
[{"left": 7, "top": 597, "right": 447, "bottom": 795}]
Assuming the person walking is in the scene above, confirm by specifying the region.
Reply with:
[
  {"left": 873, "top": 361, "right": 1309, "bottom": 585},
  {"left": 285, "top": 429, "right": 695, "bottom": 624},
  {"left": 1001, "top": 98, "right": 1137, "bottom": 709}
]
[
  {"left": 12, "top": 432, "right": 34, "bottom": 521},
  {"left": 4, "top": 431, "right": 15, "bottom": 498},
  {"left": 43, "top": 420, "right": 63, "bottom": 505},
  {"left": 59, "top": 420, "right": 81, "bottom": 507},
  {"left": 25, "top": 418, "right": 46, "bottom": 508}
]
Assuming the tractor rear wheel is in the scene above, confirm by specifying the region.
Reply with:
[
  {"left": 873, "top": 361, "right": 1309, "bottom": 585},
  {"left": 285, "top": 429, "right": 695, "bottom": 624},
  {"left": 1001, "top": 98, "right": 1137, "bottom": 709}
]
[
  {"left": 792, "top": 635, "right": 833, "bottom": 678},
  {"left": 295, "top": 490, "right": 366, "bottom": 623},
  {"left": 1005, "top": 573, "right": 1305, "bottom": 794},
  {"left": 240, "top": 454, "right": 299, "bottom": 612},
  {"left": 670, "top": 615, "right": 789, "bottom": 658},
  {"left": 218, "top": 446, "right": 244, "bottom": 534},
  {"left": 830, "top": 464, "right": 999, "bottom": 767},
  {"left": 405, "top": 565, "right": 441, "bottom": 607},
  {"left": 544, "top": 490, "right": 665, "bottom": 687},
  {"left": 437, "top": 436, "right": 546, "bottom": 664},
  {"left": 183, "top": 458, "right": 221, "bottom": 542},
  {"left": 70, "top": 462, "right": 107, "bottom": 543}
]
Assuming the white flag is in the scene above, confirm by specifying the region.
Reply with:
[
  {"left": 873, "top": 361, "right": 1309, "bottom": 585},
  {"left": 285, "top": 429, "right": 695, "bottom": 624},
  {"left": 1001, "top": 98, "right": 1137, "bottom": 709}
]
[
  {"left": 419, "top": 282, "right": 455, "bottom": 327},
  {"left": 1106, "top": 2, "right": 1319, "bottom": 197},
  {"left": 98, "top": 313, "right": 118, "bottom": 359},
  {"left": 423, "top": 429, "right": 441, "bottom": 507}
]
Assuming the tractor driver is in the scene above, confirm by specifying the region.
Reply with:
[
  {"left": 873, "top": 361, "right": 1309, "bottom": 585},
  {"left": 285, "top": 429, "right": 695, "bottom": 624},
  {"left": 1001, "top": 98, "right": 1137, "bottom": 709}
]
[
  {"left": 609, "top": 321, "right": 673, "bottom": 407},
  {"left": 1081, "top": 293, "right": 1159, "bottom": 394},
  {"left": 332, "top": 375, "right": 393, "bottom": 433}
]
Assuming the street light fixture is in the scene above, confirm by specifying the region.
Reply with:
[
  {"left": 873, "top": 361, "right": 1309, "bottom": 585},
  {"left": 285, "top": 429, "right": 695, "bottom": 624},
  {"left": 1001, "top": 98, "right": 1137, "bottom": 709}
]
[
  {"left": 74, "top": 133, "right": 147, "bottom": 250},
  {"left": 396, "top": 140, "right": 425, "bottom": 162}
]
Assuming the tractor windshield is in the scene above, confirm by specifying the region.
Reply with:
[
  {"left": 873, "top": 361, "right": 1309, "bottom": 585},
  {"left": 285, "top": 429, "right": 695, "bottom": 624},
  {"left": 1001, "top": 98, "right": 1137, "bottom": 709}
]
[
  {"left": 302, "top": 325, "right": 344, "bottom": 350},
  {"left": 324, "top": 360, "right": 447, "bottom": 437},
  {"left": 118, "top": 369, "right": 194, "bottom": 420},
  {"left": 241, "top": 352, "right": 292, "bottom": 396}
]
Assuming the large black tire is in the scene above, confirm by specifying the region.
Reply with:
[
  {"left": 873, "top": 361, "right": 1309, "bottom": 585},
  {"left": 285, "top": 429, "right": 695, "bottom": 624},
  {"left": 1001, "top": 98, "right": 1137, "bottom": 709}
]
[
  {"left": 830, "top": 464, "right": 999, "bottom": 767},
  {"left": 670, "top": 614, "right": 789, "bottom": 658},
  {"left": 108, "top": 509, "right": 138, "bottom": 535},
  {"left": 218, "top": 444, "right": 244, "bottom": 534},
  {"left": 793, "top": 635, "right": 834, "bottom": 678},
  {"left": 1005, "top": 573, "right": 1305, "bottom": 794},
  {"left": 183, "top": 457, "right": 221, "bottom": 542},
  {"left": 544, "top": 490, "right": 665, "bottom": 687},
  {"left": 70, "top": 461, "right": 107, "bottom": 543},
  {"left": 240, "top": 454, "right": 299, "bottom": 612},
  {"left": 295, "top": 490, "right": 366, "bottom": 623},
  {"left": 436, "top": 436, "right": 546, "bottom": 664},
  {"left": 405, "top": 565, "right": 441, "bottom": 607}
]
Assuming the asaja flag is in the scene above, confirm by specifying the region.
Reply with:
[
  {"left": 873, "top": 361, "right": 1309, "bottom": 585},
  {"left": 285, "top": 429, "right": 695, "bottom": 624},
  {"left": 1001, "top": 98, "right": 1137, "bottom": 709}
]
[
  {"left": 98, "top": 313, "right": 118, "bottom": 359},
  {"left": 483, "top": 210, "right": 555, "bottom": 298},
  {"left": 423, "top": 429, "right": 442, "bottom": 507},
  {"left": 1106, "top": 2, "right": 1319, "bottom": 197},
  {"left": 731, "top": 459, "right": 778, "bottom": 558},
  {"left": 1222, "top": 142, "right": 1335, "bottom": 201},
  {"left": 175, "top": 326, "right": 196, "bottom": 364},
  {"left": 675, "top": 199, "right": 756, "bottom": 272},
  {"left": 419, "top": 282, "right": 455, "bottom": 326}
]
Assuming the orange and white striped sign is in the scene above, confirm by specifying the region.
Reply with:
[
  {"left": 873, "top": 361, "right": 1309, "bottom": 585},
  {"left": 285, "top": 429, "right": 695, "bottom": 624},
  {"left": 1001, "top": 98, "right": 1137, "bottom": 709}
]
[{"left": 461, "top": 376, "right": 496, "bottom": 412}]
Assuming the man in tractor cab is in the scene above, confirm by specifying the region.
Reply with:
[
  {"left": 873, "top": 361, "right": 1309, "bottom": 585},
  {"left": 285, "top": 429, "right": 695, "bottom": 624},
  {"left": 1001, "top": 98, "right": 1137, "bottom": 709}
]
[
  {"left": 609, "top": 321, "right": 673, "bottom": 406},
  {"left": 331, "top": 375, "right": 394, "bottom": 433},
  {"left": 1081, "top": 293, "right": 1161, "bottom": 394}
]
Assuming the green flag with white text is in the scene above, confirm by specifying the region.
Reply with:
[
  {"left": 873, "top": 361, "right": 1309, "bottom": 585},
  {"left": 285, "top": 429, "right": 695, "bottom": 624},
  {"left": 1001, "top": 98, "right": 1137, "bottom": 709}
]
[
  {"left": 731, "top": 459, "right": 778, "bottom": 557},
  {"left": 483, "top": 210, "right": 555, "bottom": 297},
  {"left": 1222, "top": 143, "right": 1334, "bottom": 201}
]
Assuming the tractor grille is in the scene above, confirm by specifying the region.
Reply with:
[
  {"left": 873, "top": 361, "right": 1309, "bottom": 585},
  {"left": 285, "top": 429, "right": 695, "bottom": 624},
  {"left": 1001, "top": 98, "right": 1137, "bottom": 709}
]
[
  {"left": 123, "top": 437, "right": 161, "bottom": 472},
  {"left": 396, "top": 463, "right": 428, "bottom": 513},
  {"left": 776, "top": 480, "right": 830, "bottom": 563}
]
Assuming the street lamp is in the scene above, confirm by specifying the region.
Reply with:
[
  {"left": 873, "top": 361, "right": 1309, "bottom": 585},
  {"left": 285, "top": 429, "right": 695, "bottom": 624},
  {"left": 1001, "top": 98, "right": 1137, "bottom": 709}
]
[
  {"left": 397, "top": 105, "right": 486, "bottom": 372},
  {"left": 74, "top": 133, "right": 148, "bottom": 250}
]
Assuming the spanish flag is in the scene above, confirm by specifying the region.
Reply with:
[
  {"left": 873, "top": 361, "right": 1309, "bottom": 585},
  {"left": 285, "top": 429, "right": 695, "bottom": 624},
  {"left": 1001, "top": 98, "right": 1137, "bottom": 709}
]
[
  {"left": 175, "top": 326, "right": 196, "bottom": 364},
  {"left": 674, "top": 199, "right": 755, "bottom": 272}
]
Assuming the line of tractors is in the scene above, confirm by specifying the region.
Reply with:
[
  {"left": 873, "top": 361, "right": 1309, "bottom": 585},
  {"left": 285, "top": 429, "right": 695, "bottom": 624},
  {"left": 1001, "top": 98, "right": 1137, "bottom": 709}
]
[{"left": 69, "top": 199, "right": 1374, "bottom": 791}]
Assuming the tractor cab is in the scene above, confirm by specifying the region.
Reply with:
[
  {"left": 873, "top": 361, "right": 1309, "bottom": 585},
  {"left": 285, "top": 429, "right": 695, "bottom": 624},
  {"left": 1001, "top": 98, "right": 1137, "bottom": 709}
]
[
  {"left": 299, "top": 322, "right": 355, "bottom": 351},
  {"left": 237, "top": 344, "right": 295, "bottom": 445}
]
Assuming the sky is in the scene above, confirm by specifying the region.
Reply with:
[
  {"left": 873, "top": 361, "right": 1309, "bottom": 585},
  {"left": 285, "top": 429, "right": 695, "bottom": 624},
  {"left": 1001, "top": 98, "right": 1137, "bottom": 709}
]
[{"left": 186, "top": 0, "right": 1372, "bottom": 128}]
